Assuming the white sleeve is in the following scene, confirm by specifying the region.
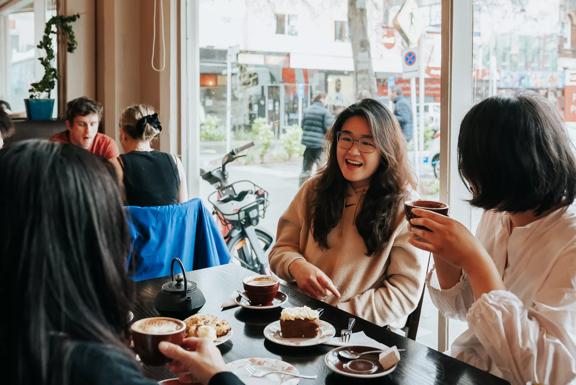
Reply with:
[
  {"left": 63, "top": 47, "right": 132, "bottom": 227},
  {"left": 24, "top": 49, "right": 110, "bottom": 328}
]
[
  {"left": 426, "top": 268, "right": 475, "bottom": 322},
  {"left": 466, "top": 251, "right": 576, "bottom": 385}
]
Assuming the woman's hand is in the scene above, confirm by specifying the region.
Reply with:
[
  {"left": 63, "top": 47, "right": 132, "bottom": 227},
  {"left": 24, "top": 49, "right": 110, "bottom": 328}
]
[
  {"left": 407, "top": 208, "right": 485, "bottom": 270},
  {"left": 159, "top": 338, "right": 227, "bottom": 385},
  {"left": 289, "top": 259, "right": 341, "bottom": 300},
  {"left": 408, "top": 208, "right": 504, "bottom": 298}
]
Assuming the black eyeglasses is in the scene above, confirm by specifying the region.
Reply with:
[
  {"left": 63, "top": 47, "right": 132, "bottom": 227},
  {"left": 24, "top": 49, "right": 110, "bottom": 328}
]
[{"left": 336, "top": 132, "right": 376, "bottom": 153}]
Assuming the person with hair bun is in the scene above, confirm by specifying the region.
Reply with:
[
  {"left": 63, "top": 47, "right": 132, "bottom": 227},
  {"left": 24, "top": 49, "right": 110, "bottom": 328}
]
[{"left": 112, "top": 104, "right": 188, "bottom": 206}]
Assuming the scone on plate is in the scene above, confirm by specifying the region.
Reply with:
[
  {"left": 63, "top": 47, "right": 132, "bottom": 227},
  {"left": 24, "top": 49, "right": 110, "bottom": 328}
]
[
  {"left": 280, "top": 306, "right": 320, "bottom": 338},
  {"left": 185, "top": 314, "right": 231, "bottom": 338}
]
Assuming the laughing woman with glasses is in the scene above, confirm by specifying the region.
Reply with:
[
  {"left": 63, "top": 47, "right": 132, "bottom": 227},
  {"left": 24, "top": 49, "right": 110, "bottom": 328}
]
[{"left": 269, "top": 98, "right": 426, "bottom": 328}]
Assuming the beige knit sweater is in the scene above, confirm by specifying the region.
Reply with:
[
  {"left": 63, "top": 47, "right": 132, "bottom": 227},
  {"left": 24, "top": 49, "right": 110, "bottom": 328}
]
[{"left": 269, "top": 177, "right": 426, "bottom": 327}]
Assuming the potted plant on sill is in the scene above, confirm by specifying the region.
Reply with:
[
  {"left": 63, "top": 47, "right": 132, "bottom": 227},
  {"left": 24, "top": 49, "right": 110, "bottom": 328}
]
[{"left": 25, "top": 14, "right": 80, "bottom": 121}]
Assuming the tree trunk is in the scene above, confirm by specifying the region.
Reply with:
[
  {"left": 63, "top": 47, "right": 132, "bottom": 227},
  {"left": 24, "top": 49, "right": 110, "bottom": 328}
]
[{"left": 348, "top": 0, "right": 377, "bottom": 98}]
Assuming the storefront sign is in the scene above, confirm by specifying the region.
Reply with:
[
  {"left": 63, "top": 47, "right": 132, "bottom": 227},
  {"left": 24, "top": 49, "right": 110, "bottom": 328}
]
[
  {"left": 565, "top": 86, "right": 576, "bottom": 122},
  {"left": 382, "top": 27, "right": 396, "bottom": 50}
]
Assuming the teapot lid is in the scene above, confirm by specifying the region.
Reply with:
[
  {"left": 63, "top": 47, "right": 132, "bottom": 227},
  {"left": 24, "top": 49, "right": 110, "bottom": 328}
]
[{"left": 161, "top": 274, "right": 196, "bottom": 293}]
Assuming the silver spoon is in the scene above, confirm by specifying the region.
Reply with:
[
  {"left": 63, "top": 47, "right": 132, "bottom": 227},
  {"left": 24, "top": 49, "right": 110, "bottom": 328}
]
[
  {"left": 338, "top": 348, "right": 405, "bottom": 360},
  {"left": 235, "top": 290, "right": 252, "bottom": 304},
  {"left": 338, "top": 349, "right": 384, "bottom": 360}
]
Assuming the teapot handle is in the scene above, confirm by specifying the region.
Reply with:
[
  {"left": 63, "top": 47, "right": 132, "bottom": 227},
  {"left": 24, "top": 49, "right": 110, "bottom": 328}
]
[{"left": 170, "top": 258, "right": 187, "bottom": 293}]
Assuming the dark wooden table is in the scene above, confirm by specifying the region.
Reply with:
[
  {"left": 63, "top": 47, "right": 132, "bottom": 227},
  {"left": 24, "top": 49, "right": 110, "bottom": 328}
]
[{"left": 133, "top": 263, "right": 509, "bottom": 385}]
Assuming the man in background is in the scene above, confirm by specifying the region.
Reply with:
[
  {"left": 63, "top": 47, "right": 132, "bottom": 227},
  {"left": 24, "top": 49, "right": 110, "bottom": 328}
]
[
  {"left": 299, "top": 93, "right": 333, "bottom": 186},
  {"left": 391, "top": 86, "right": 413, "bottom": 143},
  {"left": 50, "top": 96, "right": 119, "bottom": 159}
]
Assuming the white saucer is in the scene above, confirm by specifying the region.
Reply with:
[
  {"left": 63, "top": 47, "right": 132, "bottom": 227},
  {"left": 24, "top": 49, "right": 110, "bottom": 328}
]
[
  {"left": 234, "top": 290, "right": 288, "bottom": 310},
  {"left": 324, "top": 345, "right": 398, "bottom": 378},
  {"left": 214, "top": 328, "right": 233, "bottom": 346},
  {"left": 226, "top": 357, "right": 299, "bottom": 385},
  {"left": 263, "top": 320, "right": 336, "bottom": 347},
  {"left": 183, "top": 314, "right": 232, "bottom": 346}
]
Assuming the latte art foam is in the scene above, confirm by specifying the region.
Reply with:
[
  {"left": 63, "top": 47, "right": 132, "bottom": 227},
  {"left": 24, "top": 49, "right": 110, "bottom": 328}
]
[{"left": 133, "top": 319, "right": 184, "bottom": 335}]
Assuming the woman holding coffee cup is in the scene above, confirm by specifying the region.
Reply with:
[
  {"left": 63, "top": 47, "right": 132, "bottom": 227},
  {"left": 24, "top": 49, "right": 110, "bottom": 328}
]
[
  {"left": 0, "top": 141, "right": 243, "bottom": 385},
  {"left": 408, "top": 93, "right": 576, "bottom": 385},
  {"left": 269, "top": 98, "right": 426, "bottom": 328}
]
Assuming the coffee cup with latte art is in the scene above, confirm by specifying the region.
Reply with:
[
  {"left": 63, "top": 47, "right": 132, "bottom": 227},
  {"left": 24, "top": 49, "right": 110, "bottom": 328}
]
[{"left": 130, "top": 316, "right": 186, "bottom": 366}]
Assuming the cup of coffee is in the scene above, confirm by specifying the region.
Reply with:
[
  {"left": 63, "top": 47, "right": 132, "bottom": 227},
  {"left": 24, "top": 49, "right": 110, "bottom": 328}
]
[
  {"left": 242, "top": 275, "right": 280, "bottom": 306},
  {"left": 130, "top": 316, "right": 186, "bottom": 366},
  {"left": 405, "top": 200, "right": 449, "bottom": 230}
]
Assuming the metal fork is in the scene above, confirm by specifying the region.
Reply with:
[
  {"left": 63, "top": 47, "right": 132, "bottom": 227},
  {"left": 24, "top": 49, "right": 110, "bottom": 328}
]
[
  {"left": 340, "top": 317, "right": 356, "bottom": 343},
  {"left": 245, "top": 364, "right": 317, "bottom": 380}
]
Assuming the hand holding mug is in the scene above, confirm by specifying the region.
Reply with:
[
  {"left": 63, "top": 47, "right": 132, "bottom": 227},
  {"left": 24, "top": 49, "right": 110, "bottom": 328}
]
[{"left": 408, "top": 208, "right": 486, "bottom": 270}]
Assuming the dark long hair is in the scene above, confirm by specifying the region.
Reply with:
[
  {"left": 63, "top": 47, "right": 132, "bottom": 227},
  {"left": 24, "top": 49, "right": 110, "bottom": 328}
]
[
  {"left": 0, "top": 140, "right": 134, "bottom": 385},
  {"left": 312, "top": 99, "right": 415, "bottom": 255},
  {"left": 458, "top": 92, "right": 576, "bottom": 214}
]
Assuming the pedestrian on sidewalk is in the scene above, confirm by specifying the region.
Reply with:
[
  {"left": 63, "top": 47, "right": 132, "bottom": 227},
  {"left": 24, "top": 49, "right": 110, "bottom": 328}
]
[
  {"left": 391, "top": 86, "right": 413, "bottom": 143},
  {"left": 299, "top": 93, "right": 334, "bottom": 186}
]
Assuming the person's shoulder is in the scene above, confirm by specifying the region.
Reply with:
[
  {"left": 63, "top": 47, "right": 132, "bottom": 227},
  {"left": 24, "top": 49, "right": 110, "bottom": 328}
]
[
  {"left": 95, "top": 132, "right": 115, "bottom": 143},
  {"left": 50, "top": 130, "right": 69, "bottom": 143},
  {"left": 93, "top": 133, "right": 119, "bottom": 159},
  {"left": 69, "top": 342, "right": 156, "bottom": 385}
]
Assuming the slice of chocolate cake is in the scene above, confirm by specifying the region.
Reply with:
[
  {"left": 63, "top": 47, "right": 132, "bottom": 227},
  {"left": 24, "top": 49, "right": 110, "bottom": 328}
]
[{"left": 280, "top": 306, "right": 320, "bottom": 338}]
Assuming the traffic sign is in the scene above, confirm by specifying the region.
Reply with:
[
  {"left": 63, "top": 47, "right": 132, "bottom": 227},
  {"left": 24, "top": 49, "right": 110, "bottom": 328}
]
[
  {"left": 402, "top": 48, "right": 419, "bottom": 76},
  {"left": 393, "top": 0, "right": 425, "bottom": 46},
  {"left": 382, "top": 26, "right": 396, "bottom": 50}
]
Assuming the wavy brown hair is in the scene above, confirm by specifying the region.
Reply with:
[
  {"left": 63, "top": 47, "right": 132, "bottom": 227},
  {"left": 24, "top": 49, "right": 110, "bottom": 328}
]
[{"left": 312, "top": 98, "right": 415, "bottom": 255}]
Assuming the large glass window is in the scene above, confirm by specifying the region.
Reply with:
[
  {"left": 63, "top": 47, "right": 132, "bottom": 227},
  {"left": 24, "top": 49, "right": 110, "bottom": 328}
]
[
  {"left": 6, "top": 11, "right": 36, "bottom": 113},
  {"left": 1, "top": 0, "right": 57, "bottom": 115},
  {"left": 275, "top": 14, "right": 298, "bottom": 36},
  {"left": 197, "top": 0, "right": 442, "bottom": 348}
]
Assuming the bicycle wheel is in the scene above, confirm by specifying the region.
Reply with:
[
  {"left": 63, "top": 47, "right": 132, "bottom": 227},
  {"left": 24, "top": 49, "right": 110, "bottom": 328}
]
[{"left": 227, "top": 228, "right": 273, "bottom": 274}]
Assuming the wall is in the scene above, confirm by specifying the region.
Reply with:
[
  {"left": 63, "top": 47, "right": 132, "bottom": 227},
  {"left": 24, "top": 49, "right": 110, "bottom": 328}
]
[
  {"left": 62, "top": 0, "right": 96, "bottom": 105},
  {"left": 95, "top": 0, "right": 178, "bottom": 152}
]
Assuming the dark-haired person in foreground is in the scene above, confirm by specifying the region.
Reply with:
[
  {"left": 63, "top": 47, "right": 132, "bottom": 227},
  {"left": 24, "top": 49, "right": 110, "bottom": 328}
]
[
  {"left": 0, "top": 100, "right": 14, "bottom": 149},
  {"left": 408, "top": 93, "right": 576, "bottom": 385},
  {"left": 50, "top": 96, "right": 119, "bottom": 159},
  {"left": 0, "top": 140, "right": 243, "bottom": 385},
  {"left": 269, "top": 99, "right": 425, "bottom": 327}
]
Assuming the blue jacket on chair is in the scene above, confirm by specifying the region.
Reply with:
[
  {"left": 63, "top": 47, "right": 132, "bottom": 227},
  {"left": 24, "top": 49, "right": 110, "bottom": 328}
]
[{"left": 126, "top": 198, "right": 231, "bottom": 281}]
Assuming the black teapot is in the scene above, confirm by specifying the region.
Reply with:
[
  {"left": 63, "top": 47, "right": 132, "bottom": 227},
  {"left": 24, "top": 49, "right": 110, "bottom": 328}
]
[{"left": 154, "top": 258, "right": 205, "bottom": 319}]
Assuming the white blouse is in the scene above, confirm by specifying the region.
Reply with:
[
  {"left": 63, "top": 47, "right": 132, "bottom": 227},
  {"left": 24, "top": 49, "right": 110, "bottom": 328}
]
[{"left": 428, "top": 205, "right": 576, "bottom": 385}]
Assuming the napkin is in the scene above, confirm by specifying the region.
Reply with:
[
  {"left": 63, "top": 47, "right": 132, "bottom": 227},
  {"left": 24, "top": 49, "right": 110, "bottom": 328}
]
[
  {"left": 324, "top": 331, "right": 389, "bottom": 350},
  {"left": 220, "top": 295, "right": 239, "bottom": 310}
]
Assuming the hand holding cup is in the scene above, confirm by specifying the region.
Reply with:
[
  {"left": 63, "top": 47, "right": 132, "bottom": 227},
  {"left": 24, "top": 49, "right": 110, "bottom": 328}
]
[{"left": 130, "top": 317, "right": 187, "bottom": 366}]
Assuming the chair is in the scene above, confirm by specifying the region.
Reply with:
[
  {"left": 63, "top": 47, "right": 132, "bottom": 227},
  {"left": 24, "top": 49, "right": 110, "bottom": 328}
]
[
  {"left": 126, "top": 198, "right": 231, "bottom": 281},
  {"left": 400, "top": 252, "right": 431, "bottom": 340},
  {"left": 402, "top": 286, "right": 426, "bottom": 340}
]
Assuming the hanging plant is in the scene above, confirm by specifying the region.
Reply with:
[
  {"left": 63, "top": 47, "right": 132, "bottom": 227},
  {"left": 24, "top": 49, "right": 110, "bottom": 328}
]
[{"left": 29, "top": 14, "right": 80, "bottom": 99}]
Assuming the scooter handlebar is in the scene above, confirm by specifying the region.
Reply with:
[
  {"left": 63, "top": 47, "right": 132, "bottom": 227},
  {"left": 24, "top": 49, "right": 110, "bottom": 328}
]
[{"left": 231, "top": 141, "right": 254, "bottom": 156}]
